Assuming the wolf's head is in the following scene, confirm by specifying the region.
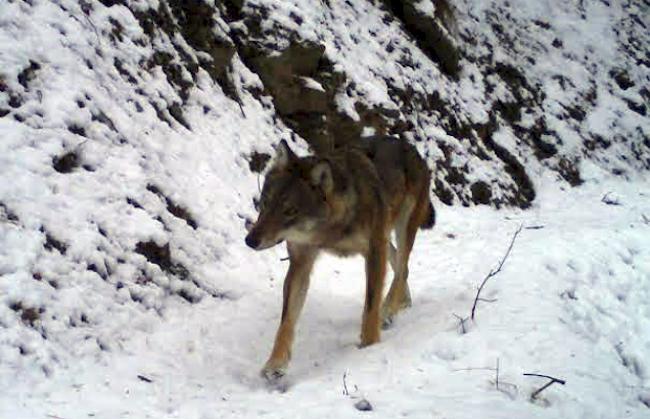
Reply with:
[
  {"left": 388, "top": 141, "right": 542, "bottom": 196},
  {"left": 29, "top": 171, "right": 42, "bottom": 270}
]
[{"left": 245, "top": 140, "right": 334, "bottom": 250}]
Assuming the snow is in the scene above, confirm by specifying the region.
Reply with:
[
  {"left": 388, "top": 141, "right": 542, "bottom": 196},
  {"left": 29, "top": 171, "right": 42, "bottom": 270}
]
[
  {"left": 1, "top": 0, "right": 649, "bottom": 418},
  {"left": 299, "top": 76, "right": 325, "bottom": 92},
  {"left": 3, "top": 176, "right": 649, "bottom": 419}
]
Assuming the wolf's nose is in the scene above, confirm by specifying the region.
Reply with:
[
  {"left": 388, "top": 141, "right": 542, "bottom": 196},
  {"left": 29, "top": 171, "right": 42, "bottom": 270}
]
[{"left": 245, "top": 234, "right": 260, "bottom": 249}]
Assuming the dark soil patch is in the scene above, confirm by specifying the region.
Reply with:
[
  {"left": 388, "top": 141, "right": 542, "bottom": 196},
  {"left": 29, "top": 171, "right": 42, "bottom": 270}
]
[
  {"left": 53, "top": 151, "right": 80, "bottom": 173},
  {"left": 135, "top": 240, "right": 189, "bottom": 279},
  {"left": 146, "top": 184, "right": 198, "bottom": 229}
]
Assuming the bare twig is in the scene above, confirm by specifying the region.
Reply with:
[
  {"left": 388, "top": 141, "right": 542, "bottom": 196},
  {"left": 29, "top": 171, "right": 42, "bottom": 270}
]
[
  {"left": 523, "top": 373, "right": 566, "bottom": 400},
  {"left": 471, "top": 224, "right": 523, "bottom": 321},
  {"left": 137, "top": 374, "right": 153, "bottom": 383},
  {"left": 280, "top": 256, "right": 289, "bottom": 261},
  {"left": 453, "top": 313, "right": 469, "bottom": 334},
  {"left": 642, "top": 214, "right": 649, "bottom": 225},
  {"left": 477, "top": 297, "right": 498, "bottom": 303},
  {"left": 455, "top": 359, "right": 515, "bottom": 398},
  {"left": 524, "top": 225, "right": 545, "bottom": 230},
  {"left": 342, "top": 371, "right": 358, "bottom": 396},
  {"left": 452, "top": 366, "right": 497, "bottom": 372},
  {"left": 523, "top": 373, "right": 566, "bottom": 382}
]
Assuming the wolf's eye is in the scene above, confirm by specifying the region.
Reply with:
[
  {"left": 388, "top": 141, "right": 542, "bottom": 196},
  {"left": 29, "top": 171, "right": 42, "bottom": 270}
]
[{"left": 284, "top": 206, "right": 298, "bottom": 218}]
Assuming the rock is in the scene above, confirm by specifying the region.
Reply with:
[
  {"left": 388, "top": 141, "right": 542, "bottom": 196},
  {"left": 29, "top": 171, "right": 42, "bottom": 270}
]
[
  {"left": 354, "top": 398, "right": 373, "bottom": 412},
  {"left": 381, "top": 0, "right": 460, "bottom": 77},
  {"left": 471, "top": 181, "right": 492, "bottom": 205}
]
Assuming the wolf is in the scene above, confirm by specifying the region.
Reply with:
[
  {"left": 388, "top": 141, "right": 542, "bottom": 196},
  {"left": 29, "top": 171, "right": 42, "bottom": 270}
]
[{"left": 245, "top": 136, "right": 435, "bottom": 380}]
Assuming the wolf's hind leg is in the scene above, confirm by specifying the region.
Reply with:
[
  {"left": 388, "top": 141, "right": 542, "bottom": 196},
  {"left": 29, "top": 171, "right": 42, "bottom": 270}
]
[
  {"left": 382, "top": 200, "right": 420, "bottom": 326},
  {"left": 388, "top": 241, "right": 397, "bottom": 272},
  {"left": 360, "top": 233, "right": 387, "bottom": 347}
]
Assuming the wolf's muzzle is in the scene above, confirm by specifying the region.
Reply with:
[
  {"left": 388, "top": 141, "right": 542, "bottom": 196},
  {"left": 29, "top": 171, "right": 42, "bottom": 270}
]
[{"left": 245, "top": 233, "right": 260, "bottom": 249}]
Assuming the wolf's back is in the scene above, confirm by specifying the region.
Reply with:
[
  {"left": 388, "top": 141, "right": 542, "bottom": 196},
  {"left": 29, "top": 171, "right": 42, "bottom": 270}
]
[{"left": 356, "top": 136, "right": 435, "bottom": 229}]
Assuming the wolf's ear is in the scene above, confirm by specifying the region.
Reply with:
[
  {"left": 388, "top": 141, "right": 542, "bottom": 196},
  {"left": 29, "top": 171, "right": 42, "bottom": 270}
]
[
  {"left": 310, "top": 161, "right": 333, "bottom": 196},
  {"left": 273, "top": 139, "right": 295, "bottom": 169}
]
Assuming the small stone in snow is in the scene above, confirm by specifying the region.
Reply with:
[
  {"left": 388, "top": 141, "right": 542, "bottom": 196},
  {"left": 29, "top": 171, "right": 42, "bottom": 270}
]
[{"left": 354, "top": 399, "right": 373, "bottom": 412}]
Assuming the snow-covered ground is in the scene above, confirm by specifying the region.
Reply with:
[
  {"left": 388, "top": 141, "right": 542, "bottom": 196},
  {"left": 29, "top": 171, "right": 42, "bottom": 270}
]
[
  {"left": 3, "top": 172, "right": 650, "bottom": 418},
  {"left": 1, "top": 0, "right": 649, "bottom": 418}
]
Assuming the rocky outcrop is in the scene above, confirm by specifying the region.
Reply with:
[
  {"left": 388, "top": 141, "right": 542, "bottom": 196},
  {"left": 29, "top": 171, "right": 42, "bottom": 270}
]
[
  {"left": 77, "top": 0, "right": 650, "bottom": 207},
  {"left": 381, "top": 0, "right": 460, "bottom": 78}
]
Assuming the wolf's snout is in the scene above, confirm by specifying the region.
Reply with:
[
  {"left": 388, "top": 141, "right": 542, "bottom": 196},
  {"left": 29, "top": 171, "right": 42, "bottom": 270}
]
[{"left": 245, "top": 233, "right": 260, "bottom": 249}]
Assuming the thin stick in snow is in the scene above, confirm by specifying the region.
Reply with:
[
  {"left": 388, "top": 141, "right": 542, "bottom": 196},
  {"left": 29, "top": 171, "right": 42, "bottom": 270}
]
[
  {"left": 523, "top": 373, "right": 566, "bottom": 400},
  {"left": 453, "top": 313, "right": 469, "bottom": 334},
  {"left": 471, "top": 224, "right": 523, "bottom": 321},
  {"left": 452, "top": 366, "right": 496, "bottom": 372},
  {"left": 137, "top": 374, "right": 153, "bottom": 383}
]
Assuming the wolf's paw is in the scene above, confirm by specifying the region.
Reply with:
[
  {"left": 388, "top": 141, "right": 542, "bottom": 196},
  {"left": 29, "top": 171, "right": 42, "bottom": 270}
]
[
  {"left": 261, "top": 366, "right": 285, "bottom": 381},
  {"left": 381, "top": 315, "right": 394, "bottom": 330},
  {"left": 261, "top": 359, "right": 288, "bottom": 381},
  {"left": 260, "top": 366, "right": 290, "bottom": 392},
  {"left": 358, "top": 334, "right": 380, "bottom": 348}
]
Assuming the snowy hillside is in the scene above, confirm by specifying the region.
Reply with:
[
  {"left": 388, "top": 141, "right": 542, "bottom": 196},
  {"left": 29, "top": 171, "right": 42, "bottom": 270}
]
[{"left": 1, "top": 0, "right": 649, "bottom": 418}]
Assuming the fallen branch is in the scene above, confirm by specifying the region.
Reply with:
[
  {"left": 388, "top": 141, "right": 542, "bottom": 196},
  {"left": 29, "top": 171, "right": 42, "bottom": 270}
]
[
  {"left": 471, "top": 224, "right": 523, "bottom": 321},
  {"left": 523, "top": 373, "right": 566, "bottom": 400}
]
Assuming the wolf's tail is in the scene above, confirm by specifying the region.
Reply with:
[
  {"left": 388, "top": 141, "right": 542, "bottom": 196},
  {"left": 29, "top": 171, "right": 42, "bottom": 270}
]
[{"left": 420, "top": 200, "right": 436, "bottom": 229}]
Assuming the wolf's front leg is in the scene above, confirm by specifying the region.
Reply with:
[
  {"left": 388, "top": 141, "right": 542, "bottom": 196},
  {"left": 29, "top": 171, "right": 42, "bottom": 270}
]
[
  {"left": 360, "top": 234, "right": 387, "bottom": 347},
  {"left": 262, "top": 244, "right": 317, "bottom": 380}
]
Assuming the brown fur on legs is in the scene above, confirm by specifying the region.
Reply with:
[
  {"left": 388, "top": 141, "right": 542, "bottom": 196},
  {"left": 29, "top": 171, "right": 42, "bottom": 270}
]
[
  {"left": 360, "top": 227, "right": 388, "bottom": 347},
  {"left": 382, "top": 182, "right": 432, "bottom": 326},
  {"left": 262, "top": 243, "right": 317, "bottom": 379}
]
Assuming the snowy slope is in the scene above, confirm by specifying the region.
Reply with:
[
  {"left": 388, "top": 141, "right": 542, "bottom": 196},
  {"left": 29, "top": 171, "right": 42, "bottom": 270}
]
[
  {"left": 1, "top": 0, "right": 650, "bottom": 418},
  {"left": 238, "top": 0, "right": 649, "bottom": 204}
]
